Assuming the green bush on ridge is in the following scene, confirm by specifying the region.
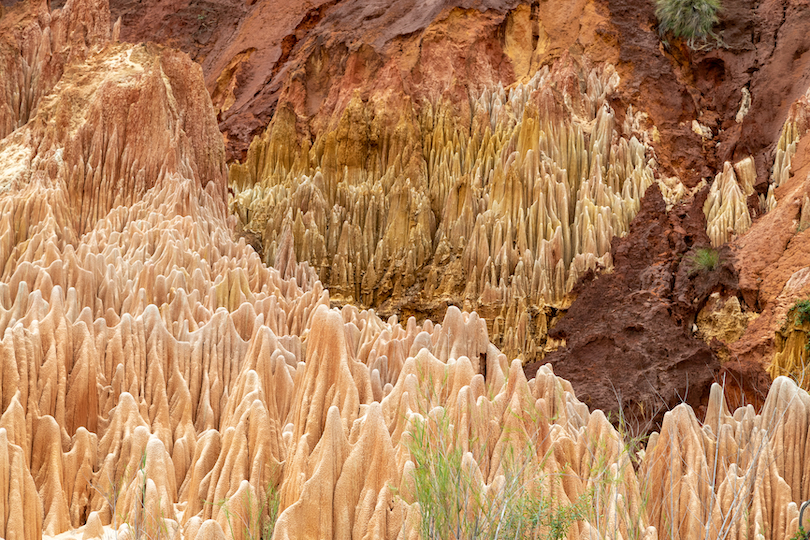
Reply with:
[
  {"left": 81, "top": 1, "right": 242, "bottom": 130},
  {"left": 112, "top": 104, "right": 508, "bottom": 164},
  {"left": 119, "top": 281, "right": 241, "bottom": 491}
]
[{"left": 654, "top": 0, "right": 722, "bottom": 49}]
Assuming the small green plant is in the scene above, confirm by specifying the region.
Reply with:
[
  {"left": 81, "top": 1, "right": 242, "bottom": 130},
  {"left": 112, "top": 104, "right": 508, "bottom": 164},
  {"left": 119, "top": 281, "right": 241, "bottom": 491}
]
[
  {"left": 685, "top": 246, "right": 720, "bottom": 275},
  {"left": 787, "top": 298, "right": 810, "bottom": 356},
  {"left": 128, "top": 451, "right": 172, "bottom": 540},
  {"left": 791, "top": 527, "right": 808, "bottom": 540},
  {"left": 400, "top": 362, "right": 592, "bottom": 540},
  {"left": 793, "top": 299, "right": 810, "bottom": 326},
  {"left": 88, "top": 466, "right": 126, "bottom": 539},
  {"left": 217, "top": 481, "right": 280, "bottom": 540},
  {"left": 405, "top": 409, "right": 590, "bottom": 540},
  {"left": 654, "top": 0, "right": 722, "bottom": 49}
]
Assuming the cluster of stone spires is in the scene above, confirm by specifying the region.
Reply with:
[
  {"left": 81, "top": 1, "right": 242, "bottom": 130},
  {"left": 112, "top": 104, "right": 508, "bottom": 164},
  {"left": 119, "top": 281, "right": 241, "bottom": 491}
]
[{"left": 1, "top": 0, "right": 810, "bottom": 539}]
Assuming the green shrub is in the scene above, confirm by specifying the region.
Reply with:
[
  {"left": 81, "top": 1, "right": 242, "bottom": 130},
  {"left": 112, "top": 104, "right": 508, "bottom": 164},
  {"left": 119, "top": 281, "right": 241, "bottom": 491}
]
[
  {"left": 794, "top": 299, "right": 810, "bottom": 326},
  {"left": 685, "top": 246, "right": 720, "bottom": 275},
  {"left": 654, "top": 0, "right": 721, "bottom": 49},
  {"left": 404, "top": 409, "right": 590, "bottom": 540}
]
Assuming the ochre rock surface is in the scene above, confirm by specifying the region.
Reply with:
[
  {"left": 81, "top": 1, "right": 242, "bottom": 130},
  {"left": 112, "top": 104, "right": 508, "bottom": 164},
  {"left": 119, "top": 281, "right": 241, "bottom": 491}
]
[
  {"left": 0, "top": 0, "right": 110, "bottom": 141},
  {"left": 111, "top": 0, "right": 623, "bottom": 162},
  {"left": 208, "top": 0, "right": 669, "bottom": 366},
  {"left": 104, "top": 0, "right": 810, "bottom": 408},
  {"left": 0, "top": 1, "right": 810, "bottom": 540},
  {"left": 731, "top": 91, "right": 810, "bottom": 378},
  {"left": 228, "top": 56, "right": 661, "bottom": 365},
  {"left": 105, "top": 0, "right": 810, "bottom": 410},
  {"left": 107, "top": 0, "right": 810, "bottom": 189}
]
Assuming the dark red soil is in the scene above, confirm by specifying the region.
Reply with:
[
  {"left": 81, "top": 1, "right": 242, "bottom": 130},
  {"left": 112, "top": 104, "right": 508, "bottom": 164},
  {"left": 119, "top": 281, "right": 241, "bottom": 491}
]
[{"left": 525, "top": 185, "right": 744, "bottom": 433}]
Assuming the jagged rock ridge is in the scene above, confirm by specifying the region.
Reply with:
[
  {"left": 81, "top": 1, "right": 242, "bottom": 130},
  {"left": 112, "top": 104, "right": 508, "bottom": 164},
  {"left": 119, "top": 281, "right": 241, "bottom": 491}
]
[
  {"left": 1, "top": 0, "right": 810, "bottom": 539},
  {"left": 229, "top": 57, "right": 662, "bottom": 364}
]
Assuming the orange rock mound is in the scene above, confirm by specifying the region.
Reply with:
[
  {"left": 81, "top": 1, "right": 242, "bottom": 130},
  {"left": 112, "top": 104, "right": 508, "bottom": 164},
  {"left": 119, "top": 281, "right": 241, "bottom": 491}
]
[{"left": 0, "top": 1, "right": 809, "bottom": 540}]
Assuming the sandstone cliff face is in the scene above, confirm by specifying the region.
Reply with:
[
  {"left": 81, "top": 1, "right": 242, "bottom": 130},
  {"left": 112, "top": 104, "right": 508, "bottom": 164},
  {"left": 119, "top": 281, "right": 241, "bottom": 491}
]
[
  {"left": 3, "top": 0, "right": 810, "bottom": 538},
  {"left": 106, "top": 0, "right": 810, "bottom": 384},
  {"left": 89, "top": 0, "right": 786, "bottom": 425},
  {"left": 730, "top": 89, "right": 810, "bottom": 382},
  {"left": 0, "top": 0, "right": 110, "bottom": 141},
  {"left": 107, "top": 0, "right": 810, "bottom": 402},
  {"left": 211, "top": 0, "right": 677, "bottom": 370}
]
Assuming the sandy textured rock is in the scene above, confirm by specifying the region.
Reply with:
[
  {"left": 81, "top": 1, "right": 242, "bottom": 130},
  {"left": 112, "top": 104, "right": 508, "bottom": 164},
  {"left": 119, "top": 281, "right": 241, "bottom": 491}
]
[
  {"left": 0, "top": 0, "right": 110, "bottom": 142},
  {"left": 1, "top": 1, "right": 810, "bottom": 540},
  {"left": 106, "top": 0, "right": 810, "bottom": 408},
  {"left": 697, "top": 293, "right": 757, "bottom": 350},
  {"left": 642, "top": 377, "right": 810, "bottom": 540},
  {"left": 228, "top": 55, "right": 663, "bottom": 364},
  {"left": 704, "top": 159, "right": 754, "bottom": 247},
  {"left": 527, "top": 184, "right": 743, "bottom": 432},
  {"left": 731, "top": 88, "right": 810, "bottom": 379}
]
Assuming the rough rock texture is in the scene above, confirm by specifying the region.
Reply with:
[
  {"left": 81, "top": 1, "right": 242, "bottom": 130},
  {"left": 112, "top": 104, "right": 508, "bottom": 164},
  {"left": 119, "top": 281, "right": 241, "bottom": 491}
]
[
  {"left": 103, "top": 0, "right": 810, "bottom": 411},
  {"left": 105, "top": 0, "right": 810, "bottom": 188},
  {"left": 229, "top": 57, "right": 662, "bottom": 365},
  {"left": 731, "top": 91, "right": 810, "bottom": 379},
  {"left": 0, "top": 0, "right": 110, "bottom": 141},
  {"left": 609, "top": 0, "right": 810, "bottom": 188},
  {"left": 208, "top": 0, "right": 679, "bottom": 365},
  {"left": 102, "top": 0, "right": 810, "bottom": 401},
  {"left": 111, "top": 0, "right": 624, "bottom": 162},
  {"left": 1, "top": 1, "right": 810, "bottom": 540},
  {"left": 108, "top": 0, "right": 674, "bottom": 370},
  {"left": 526, "top": 185, "right": 744, "bottom": 432},
  {"left": 642, "top": 377, "right": 810, "bottom": 540}
]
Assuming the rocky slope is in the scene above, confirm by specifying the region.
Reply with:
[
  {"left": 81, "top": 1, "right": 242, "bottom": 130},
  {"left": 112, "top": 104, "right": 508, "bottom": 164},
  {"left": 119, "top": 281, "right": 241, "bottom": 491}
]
[
  {"left": 2, "top": 0, "right": 810, "bottom": 538},
  {"left": 107, "top": 0, "right": 810, "bottom": 411}
]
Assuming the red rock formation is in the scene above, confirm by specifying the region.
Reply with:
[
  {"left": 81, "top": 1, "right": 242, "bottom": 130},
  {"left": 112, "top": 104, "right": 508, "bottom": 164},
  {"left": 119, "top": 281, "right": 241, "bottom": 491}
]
[
  {"left": 731, "top": 90, "right": 810, "bottom": 378},
  {"left": 105, "top": 0, "right": 808, "bottom": 406},
  {"left": 526, "top": 185, "right": 743, "bottom": 432},
  {"left": 0, "top": 0, "right": 110, "bottom": 141},
  {"left": 1, "top": 1, "right": 810, "bottom": 539},
  {"left": 106, "top": 0, "right": 810, "bottom": 186},
  {"left": 111, "top": 0, "right": 626, "bottom": 161}
]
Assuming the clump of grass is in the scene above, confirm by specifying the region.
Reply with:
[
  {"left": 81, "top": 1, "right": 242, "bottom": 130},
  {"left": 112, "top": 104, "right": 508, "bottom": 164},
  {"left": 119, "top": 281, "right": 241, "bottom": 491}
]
[
  {"left": 654, "top": 0, "right": 722, "bottom": 49},
  {"left": 684, "top": 246, "right": 720, "bottom": 276},
  {"left": 404, "top": 408, "right": 590, "bottom": 540},
  {"left": 788, "top": 298, "right": 810, "bottom": 356},
  {"left": 217, "top": 480, "right": 280, "bottom": 540},
  {"left": 791, "top": 527, "right": 808, "bottom": 540}
]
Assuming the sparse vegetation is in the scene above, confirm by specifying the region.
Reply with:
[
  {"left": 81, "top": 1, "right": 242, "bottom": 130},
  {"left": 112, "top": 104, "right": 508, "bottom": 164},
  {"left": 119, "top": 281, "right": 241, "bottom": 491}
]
[
  {"left": 793, "top": 299, "right": 810, "bottom": 326},
  {"left": 404, "top": 408, "right": 591, "bottom": 540},
  {"left": 128, "top": 451, "right": 172, "bottom": 540},
  {"left": 685, "top": 246, "right": 720, "bottom": 275},
  {"left": 654, "top": 0, "right": 722, "bottom": 49},
  {"left": 89, "top": 467, "right": 126, "bottom": 539},
  {"left": 399, "top": 367, "right": 592, "bottom": 540},
  {"left": 790, "top": 298, "right": 810, "bottom": 356},
  {"left": 792, "top": 500, "right": 810, "bottom": 540},
  {"left": 219, "top": 482, "right": 281, "bottom": 540}
]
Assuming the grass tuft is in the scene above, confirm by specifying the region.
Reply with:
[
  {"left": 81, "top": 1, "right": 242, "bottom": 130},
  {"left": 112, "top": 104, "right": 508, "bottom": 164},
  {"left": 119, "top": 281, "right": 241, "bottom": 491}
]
[
  {"left": 793, "top": 299, "right": 810, "bottom": 326},
  {"left": 654, "top": 0, "right": 722, "bottom": 49},
  {"left": 404, "top": 409, "right": 590, "bottom": 540},
  {"left": 685, "top": 246, "right": 720, "bottom": 275}
]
